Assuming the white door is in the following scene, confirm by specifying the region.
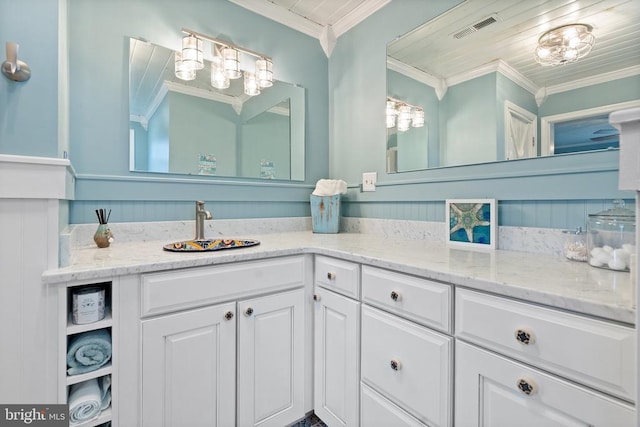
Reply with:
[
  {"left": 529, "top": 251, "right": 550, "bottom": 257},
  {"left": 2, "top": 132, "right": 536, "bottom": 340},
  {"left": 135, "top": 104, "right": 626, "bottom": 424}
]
[
  {"left": 237, "top": 288, "right": 305, "bottom": 427},
  {"left": 455, "top": 341, "right": 635, "bottom": 427},
  {"left": 314, "top": 287, "right": 361, "bottom": 427},
  {"left": 141, "top": 302, "right": 236, "bottom": 427},
  {"left": 505, "top": 101, "right": 537, "bottom": 160}
]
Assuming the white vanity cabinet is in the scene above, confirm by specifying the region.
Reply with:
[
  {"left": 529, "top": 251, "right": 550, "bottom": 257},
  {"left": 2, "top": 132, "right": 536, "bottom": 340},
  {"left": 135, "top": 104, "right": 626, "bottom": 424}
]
[
  {"left": 360, "top": 266, "right": 453, "bottom": 427},
  {"left": 313, "top": 256, "right": 361, "bottom": 427},
  {"left": 455, "top": 288, "right": 636, "bottom": 426},
  {"left": 133, "top": 256, "right": 308, "bottom": 427}
]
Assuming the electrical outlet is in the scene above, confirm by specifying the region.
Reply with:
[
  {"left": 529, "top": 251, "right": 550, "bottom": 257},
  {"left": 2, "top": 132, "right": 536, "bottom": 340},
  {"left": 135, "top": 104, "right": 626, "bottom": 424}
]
[{"left": 362, "top": 172, "right": 377, "bottom": 192}]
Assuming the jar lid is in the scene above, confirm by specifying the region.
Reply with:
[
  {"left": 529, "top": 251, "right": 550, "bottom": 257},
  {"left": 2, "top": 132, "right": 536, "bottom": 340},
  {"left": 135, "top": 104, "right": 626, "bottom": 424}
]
[{"left": 588, "top": 199, "right": 635, "bottom": 219}]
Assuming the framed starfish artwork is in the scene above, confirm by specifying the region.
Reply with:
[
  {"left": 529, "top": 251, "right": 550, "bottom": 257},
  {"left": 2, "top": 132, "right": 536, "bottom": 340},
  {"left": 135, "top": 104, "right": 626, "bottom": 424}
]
[{"left": 446, "top": 199, "right": 497, "bottom": 249}]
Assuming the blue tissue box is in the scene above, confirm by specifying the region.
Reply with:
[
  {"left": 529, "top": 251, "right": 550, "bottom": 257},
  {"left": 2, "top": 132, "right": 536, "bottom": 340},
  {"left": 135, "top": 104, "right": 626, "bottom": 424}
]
[{"left": 310, "top": 194, "right": 341, "bottom": 233}]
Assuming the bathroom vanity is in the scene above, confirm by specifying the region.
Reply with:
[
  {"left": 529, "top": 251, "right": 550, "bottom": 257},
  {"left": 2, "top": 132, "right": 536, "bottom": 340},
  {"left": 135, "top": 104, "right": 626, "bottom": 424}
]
[{"left": 44, "top": 231, "right": 636, "bottom": 427}]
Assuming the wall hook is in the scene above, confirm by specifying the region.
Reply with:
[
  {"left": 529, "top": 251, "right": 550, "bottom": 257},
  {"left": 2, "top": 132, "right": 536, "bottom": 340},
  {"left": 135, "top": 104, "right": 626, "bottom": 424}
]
[{"left": 2, "top": 42, "right": 31, "bottom": 82}]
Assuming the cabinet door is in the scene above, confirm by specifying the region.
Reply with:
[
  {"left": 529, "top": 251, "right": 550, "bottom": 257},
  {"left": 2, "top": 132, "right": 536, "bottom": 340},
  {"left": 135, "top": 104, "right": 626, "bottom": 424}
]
[
  {"left": 455, "top": 341, "right": 636, "bottom": 427},
  {"left": 237, "top": 288, "right": 305, "bottom": 427},
  {"left": 141, "top": 302, "right": 236, "bottom": 427},
  {"left": 314, "top": 287, "right": 360, "bottom": 427},
  {"left": 361, "top": 383, "right": 426, "bottom": 427}
]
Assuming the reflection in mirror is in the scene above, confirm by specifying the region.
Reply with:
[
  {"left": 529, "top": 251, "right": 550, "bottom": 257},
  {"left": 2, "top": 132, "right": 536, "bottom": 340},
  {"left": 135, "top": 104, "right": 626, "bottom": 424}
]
[
  {"left": 129, "top": 38, "right": 305, "bottom": 180},
  {"left": 386, "top": 0, "right": 640, "bottom": 172},
  {"left": 386, "top": 97, "right": 428, "bottom": 173}
]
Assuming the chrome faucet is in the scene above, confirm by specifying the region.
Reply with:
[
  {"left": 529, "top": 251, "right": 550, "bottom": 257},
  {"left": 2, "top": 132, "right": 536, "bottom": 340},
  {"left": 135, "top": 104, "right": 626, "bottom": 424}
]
[{"left": 195, "top": 200, "right": 212, "bottom": 240}]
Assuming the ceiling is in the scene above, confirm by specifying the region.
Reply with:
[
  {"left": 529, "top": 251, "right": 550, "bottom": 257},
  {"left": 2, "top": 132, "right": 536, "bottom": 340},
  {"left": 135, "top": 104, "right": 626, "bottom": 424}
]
[
  {"left": 387, "top": 0, "right": 640, "bottom": 94},
  {"left": 234, "top": 0, "right": 639, "bottom": 95}
]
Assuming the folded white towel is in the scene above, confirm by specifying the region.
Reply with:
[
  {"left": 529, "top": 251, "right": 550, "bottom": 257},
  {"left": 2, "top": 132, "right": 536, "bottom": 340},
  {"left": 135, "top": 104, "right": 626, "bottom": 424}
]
[
  {"left": 311, "top": 179, "right": 347, "bottom": 196},
  {"left": 68, "top": 377, "right": 111, "bottom": 425}
]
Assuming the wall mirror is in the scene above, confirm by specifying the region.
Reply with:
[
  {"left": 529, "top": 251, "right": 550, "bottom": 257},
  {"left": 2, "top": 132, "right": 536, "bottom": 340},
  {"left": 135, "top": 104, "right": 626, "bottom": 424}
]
[
  {"left": 129, "top": 38, "right": 305, "bottom": 181},
  {"left": 386, "top": 0, "right": 640, "bottom": 172}
]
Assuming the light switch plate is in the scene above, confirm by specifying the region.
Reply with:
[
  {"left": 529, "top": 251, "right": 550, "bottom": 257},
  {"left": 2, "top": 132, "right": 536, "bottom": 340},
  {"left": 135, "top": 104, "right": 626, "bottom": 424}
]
[{"left": 362, "top": 172, "right": 377, "bottom": 192}]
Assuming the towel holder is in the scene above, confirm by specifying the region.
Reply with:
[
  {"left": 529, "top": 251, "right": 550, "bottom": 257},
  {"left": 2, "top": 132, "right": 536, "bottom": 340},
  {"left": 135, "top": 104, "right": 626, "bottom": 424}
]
[{"left": 2, "top": 42, "right": 31, "bottom": 82}]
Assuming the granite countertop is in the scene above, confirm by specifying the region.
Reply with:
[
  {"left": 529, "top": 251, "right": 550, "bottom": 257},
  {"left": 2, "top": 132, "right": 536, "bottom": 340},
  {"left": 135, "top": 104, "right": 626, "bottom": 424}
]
[{"left": 42, "top": 231, "right": 636, "bottom": 325}]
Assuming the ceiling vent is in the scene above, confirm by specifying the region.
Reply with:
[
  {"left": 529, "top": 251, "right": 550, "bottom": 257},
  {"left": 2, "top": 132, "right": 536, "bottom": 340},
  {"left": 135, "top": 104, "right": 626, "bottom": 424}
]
[{"left": 452, "top": 15, "right": 499, "bottom": 39}]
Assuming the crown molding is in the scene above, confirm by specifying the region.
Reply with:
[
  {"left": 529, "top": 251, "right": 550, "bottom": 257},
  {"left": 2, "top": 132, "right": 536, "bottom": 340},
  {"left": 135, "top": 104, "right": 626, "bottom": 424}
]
[
  {"left": 228, "top": 0, "right": 324, "bottom": 39},
  {"left": 544, "top": 64, "right": 640, "bottom": 96},
  {"left": 229, "top": 0, "right": 389, "bottom": 57},
  {"left": 331, "top": 0, "right": 391, "bottom": 38},
  {"left": 387, "top": 57, "right": 448, "bottom": 99}
]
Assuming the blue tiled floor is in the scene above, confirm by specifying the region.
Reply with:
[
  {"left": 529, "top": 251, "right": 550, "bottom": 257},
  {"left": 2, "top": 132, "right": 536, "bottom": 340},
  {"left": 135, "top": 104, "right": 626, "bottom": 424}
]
[{"left": 289, "top": 413, "right": 327, "bottom": 427}]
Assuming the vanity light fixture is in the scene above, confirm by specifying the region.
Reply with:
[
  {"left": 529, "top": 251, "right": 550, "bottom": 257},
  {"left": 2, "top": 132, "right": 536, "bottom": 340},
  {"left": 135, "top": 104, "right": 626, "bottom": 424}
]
[
  {"left": 175, "top": 28, "right": 274, "bottom": 96},
  {"left": 535, "top": 23, "right": 595, "bottom": 66},
  {"left": 386, "top": 97, "right": 424, "bottom": 131}
]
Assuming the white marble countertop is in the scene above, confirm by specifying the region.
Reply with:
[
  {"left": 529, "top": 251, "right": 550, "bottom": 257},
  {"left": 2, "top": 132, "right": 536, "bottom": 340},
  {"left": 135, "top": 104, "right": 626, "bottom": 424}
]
[{"left": 43, "top": 231, "right": 635, "bottom": 324}]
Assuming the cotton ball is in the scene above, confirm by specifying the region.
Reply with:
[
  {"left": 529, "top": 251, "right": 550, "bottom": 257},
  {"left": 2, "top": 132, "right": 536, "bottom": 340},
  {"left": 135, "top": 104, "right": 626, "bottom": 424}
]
[
  {"left": 596, "top": 251, "right": 612, "bottom": 265},
  {"left": 622, "top": 243, "right": 636, "bottom": 254},
  {"left": 589, "top": 257, "right": 605, "bottom": 267},
  {"left": 612, "top": 248, "right": 630, "bottom": 265},
  {"left": 591, "top": 247, "right": 605, "bottom": 257},
  {"left": 608, "top": 257, "right": 627, "bottom": 270},
  {"left": 602, "top": 245, "right": 614, "bottom": 254}
]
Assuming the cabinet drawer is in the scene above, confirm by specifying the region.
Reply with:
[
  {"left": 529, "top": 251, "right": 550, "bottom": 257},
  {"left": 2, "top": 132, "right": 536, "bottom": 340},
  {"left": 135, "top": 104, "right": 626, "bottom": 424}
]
[
  {"left": 315, "top": 256, "right": 360, "bottom": 299},
  {"left": 141, "top": 256, "right": 305, "bottom": 317},
  {"left": 362, "top": 266, "right": 451, "bottom": 333},
  {"left": 455, "top": 289, "right": 636, "bottom": 401},
  {"left": 455, "top": 341, "right": 636, "bottom": 427},
  {"left": 361, "top": 305, "right": 452, "bottom": 426},
  {"left": 361, "top": 383, "right": 426, "bottom": 427}
]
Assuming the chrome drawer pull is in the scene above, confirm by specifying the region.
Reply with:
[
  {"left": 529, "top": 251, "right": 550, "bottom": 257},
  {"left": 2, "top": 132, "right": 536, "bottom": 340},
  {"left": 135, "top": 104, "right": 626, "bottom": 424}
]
[
  {"left": 515, "top": 328, "right": 535, "bottom": 345},
  {"left": 224, "top": 311, "right": 234, "bottom": 320},
  {"left": 390, "top": 359, "right": 402, "bottom": 371},
  {"left": 390, "top": 290, "right": 401, "bottom": 302},
  {"left": 327, "top": 272, "right": 336, "bottom": 280},
  {"left": 244, "top": 307, "right": 253, "bottom": 316},
  {"left": 516, "top": 377, "right": 537, "bottom": 396}
]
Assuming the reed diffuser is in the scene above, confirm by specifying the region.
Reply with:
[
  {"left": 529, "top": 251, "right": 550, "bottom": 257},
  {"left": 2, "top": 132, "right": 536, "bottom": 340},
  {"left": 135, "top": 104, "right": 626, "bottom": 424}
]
[{"left": 93, "top": 208, "right": 114, "bottom": 248}]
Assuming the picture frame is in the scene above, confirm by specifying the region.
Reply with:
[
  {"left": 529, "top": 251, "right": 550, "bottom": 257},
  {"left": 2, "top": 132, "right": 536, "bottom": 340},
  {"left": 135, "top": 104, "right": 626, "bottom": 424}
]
[{"left": 445, "top": 199, "right": 497, "bottom": 250}]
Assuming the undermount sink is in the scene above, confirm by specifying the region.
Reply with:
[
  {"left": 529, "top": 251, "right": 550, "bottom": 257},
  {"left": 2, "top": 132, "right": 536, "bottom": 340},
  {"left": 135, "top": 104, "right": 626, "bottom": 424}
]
[{"left": 163, "top": 238, "right": 260, "bottom": 252}]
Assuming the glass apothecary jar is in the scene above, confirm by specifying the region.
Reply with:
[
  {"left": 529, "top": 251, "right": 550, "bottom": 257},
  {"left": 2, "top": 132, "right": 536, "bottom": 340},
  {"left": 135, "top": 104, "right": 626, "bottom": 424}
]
[
  {"left": 587, "top": 200, "right": 636, "bottom": 271},
  {"left": 563, "top": 227, "right": 587, "bottom": 262}
]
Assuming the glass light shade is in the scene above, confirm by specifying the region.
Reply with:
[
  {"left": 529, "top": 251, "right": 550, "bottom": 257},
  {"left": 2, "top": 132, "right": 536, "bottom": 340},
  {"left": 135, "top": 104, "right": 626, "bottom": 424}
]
[
  {"left": 397, "top": 119, "right": 411, "bottom": 132},
  {"left": 181, "top": 34, "right": 204, "bottom": 71},
  {"left": 222, "top": 47, "right": 241, "bottom": 79},
  {"left": 386, "top": 114, "right": 396, "bottom": 128},
  {"left": 397, "top": 104, "right": 412, "bottom": 122},
  {"left": 256, "top": 58, "right": 273, "bottom": 88},
  {"left": 210, "top": 56, "right": 230, "bottom": 89},
  {"left": 386, "top": 100, "right": 397, "bottom": 117},
  {"left": 412, "top": 108, "right": 425, "bottom": 127},
  {"left": 244, "top": 71, "right": 260, "bottom": 96},
  {"left": 535, "top": 24, "right": 594, "bottom": 66},
  {"left": 174, "top": 51, "right": 196, "bottom": 81}
]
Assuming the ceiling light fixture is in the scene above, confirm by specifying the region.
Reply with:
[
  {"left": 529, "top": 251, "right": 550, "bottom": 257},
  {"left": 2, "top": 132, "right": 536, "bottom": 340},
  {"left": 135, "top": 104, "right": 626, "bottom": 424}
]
[
  {"left": 175, "top": 28, "right": 274, "bottom": 96},
  {"left": 386, "top": 97, "right": 424, "bottom": 131},
  {"left": 535, "top": 23, "right": 595, "bottom": 66}
]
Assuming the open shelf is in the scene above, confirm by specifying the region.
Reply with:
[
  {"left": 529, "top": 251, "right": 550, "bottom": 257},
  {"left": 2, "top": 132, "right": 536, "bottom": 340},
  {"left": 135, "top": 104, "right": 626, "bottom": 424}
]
[
  {"left": 67, "top": 307, "right": 112, "bottom": 335},
  {"left": 66, "top": 362, "right": 113, "bottom": 387}
]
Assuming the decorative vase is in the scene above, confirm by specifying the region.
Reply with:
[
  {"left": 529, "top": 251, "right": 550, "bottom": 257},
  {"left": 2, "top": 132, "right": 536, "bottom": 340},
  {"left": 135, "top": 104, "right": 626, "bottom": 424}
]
[{"left": 93, "top": 224, "right": 113, "bottom": 248}]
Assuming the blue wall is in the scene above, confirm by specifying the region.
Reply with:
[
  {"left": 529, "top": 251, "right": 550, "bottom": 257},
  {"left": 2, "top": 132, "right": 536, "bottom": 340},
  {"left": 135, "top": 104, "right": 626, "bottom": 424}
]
[
  {"left": 65, "top": 0, "right": 327, "bottom": 223},
  {"left": 329, "top": 0, "right": 636, "bottom": 229},
  {"left": 0, "top": 0, "right": 60, "bottom": 158}
]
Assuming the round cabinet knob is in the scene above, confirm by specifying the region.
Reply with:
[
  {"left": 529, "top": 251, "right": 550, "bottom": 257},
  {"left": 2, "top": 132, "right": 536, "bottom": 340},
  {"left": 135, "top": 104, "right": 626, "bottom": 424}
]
[
  {"left": 390, "top": 290, "right": 401, "bottom": 302},
  {"left": 515, "top": 328, "right": 535, "bottom": 345},
  {"left": 245, "top": 307, "right": 254, "bottom": 316},
  {"left": 516, "top": 377, "right": 537, "bottom": 396},
  {"left": 327, "top": 272, "right": 336, "bottom": 280},
  {"left": 313, "top": 294, "right": 320, "bottom": 302},
  {"left": 224, "top": 311, "right": 234, "bottom": 320},
  {"left": 390, "top": 359, "right": 402, "bottom": 371}
]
